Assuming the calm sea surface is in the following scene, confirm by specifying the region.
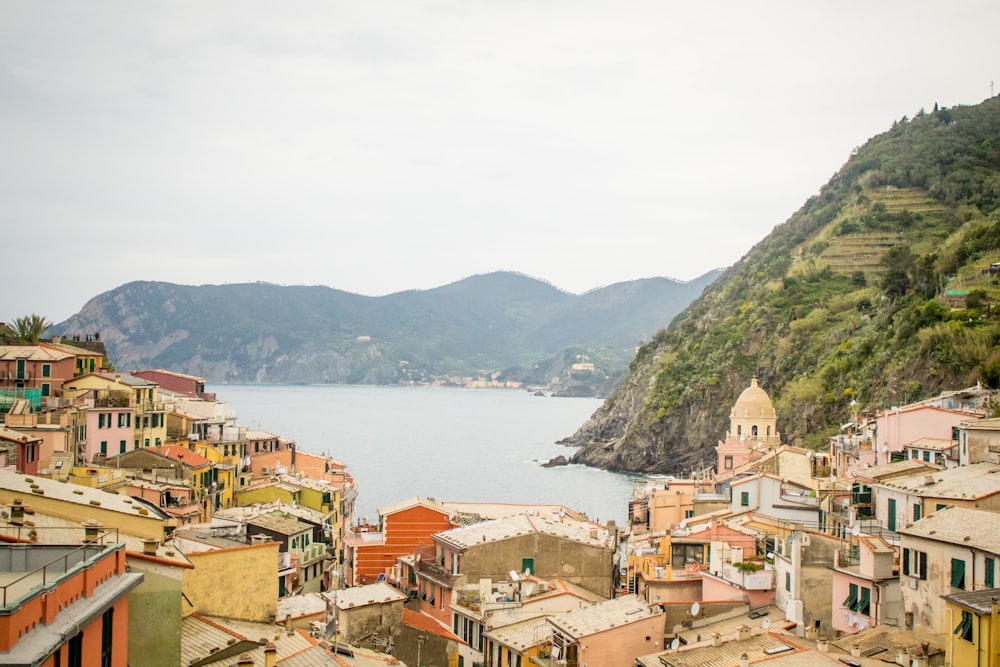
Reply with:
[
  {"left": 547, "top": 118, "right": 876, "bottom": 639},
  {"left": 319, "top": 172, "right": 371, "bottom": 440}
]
[{"left": 209, "top": 384, "right": 636, "bottom": 525}]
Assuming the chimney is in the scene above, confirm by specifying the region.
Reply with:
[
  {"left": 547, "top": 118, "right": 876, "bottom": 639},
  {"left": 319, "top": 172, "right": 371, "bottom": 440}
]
[
  {"left": 142, "top": 539, "right": 159, "bottom": 555},
  {"left": 264, "top": 642, "right": 277, "bottom": 667},
  {"left": 736, "top": 625, "right": 751, "bottom": 641},
  {"left": 851, "top": 644, "right": 862, "bottom": 657},
  {"left": 805, "top": 625, "right": 818, "bottom": 640},
  {"left": 896, "top": 650, "right": 911, "bottom": 666},
  {"left": 82, "top": 519, "right": 102, "bottom": 543},
  {"left": 285, "top": 613, "right": 292, "bottom": 634},
  {"left": 712, "top": 632, "right": 722, "bottom": 647},
  {"left": 739, "top": 654, "right": 749, "bottom": 667},
  {"left": 10, "top": 500, "right": 24, "bottom": 524},
  {"left": 236, "top": 654, "right": 254, "bottom": 666},
  {"left": 817, "top": 637, "right": 829, "bottom": 652}
]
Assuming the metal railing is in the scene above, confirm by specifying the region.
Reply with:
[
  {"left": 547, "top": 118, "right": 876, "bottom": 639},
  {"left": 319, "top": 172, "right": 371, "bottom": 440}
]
[{"left": 0, "top": 528, "right": 120, "bottom": 608}]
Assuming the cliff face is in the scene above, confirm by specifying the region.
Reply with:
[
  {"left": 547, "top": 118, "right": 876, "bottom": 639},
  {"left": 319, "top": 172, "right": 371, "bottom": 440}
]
[{"left": 567, "top": 97, "right": 1000, "bottom": 473}]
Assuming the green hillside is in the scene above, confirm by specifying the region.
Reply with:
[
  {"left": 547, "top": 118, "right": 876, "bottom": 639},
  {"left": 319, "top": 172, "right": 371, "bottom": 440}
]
[{"left": 568, "top": 97, "right": 1000, "bottom": 473}]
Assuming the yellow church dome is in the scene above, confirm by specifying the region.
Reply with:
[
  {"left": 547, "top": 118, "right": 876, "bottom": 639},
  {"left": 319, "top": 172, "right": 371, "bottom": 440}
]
[{"left": 731, "top": 378, "right": 776, "bottom": 419}]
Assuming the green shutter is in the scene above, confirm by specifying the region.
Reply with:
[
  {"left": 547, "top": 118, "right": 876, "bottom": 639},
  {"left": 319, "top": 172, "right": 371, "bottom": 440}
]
[
  {"left": 902, "top": 548, "right": 910, "bottom": 576},
  {"left": 521, "top": 558, "right": 534, "bottom": 575},
  {"left": 919, "top": 551, "right": 928, "bottom": 580},
  {"left": 741, "top": 491, "right": 749, "bottom": 506},
  {"left": 913, "top": 503, "right": 921, "bottom": 521},
  {"left": 952, "top": 558, "right": 967, "bottom": 589},
  {"left": 887, "top": 498, "right": 897, "bottom": 532},
  {"left": 854, "top": 587, "right": 871, "bottom": 615},
  {"left": 987, "top": 558, "right": 996, "bottom": 588},
  {"left": 843, "top": 583, "right": 858, "bottom": 609}
]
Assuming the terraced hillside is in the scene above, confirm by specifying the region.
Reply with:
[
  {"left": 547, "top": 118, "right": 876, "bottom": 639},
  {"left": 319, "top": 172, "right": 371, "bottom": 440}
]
[{"left": 564, "top": 97, "right": 1000, "bottom": 474}]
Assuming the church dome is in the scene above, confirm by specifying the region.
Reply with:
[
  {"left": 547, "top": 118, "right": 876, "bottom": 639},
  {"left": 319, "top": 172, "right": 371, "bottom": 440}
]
[{"left": 731, "top": 378, "right": 776, "bottom": 419}]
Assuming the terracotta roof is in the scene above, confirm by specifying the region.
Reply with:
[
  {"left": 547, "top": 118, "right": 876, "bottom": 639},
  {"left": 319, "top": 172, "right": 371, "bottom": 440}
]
[
  {"left": 159, "top": 445, "right": 212, "bottom": 468},
  {"left": 403, "top": 608, "right": 461, "bottom": 641}
]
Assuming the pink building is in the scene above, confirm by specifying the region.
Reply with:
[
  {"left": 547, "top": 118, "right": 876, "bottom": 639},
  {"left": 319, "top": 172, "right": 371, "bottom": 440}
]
[
  {"left": 81, "top": 395, "right": 136, "bottom": 463},
  {"left": 830, "top": 536, "right": 898, "bottom": 635},
  {"left": 548, "top": 594, "right": 664, "bottom": 667},
  {"left": 874, "top": 404, "right": 980, "bottom": 465}
]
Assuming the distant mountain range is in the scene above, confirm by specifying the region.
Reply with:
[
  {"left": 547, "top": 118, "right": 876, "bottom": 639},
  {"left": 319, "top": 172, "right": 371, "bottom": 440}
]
[{"left": 55, "top": 271, "right": 722, "bottom": 395}]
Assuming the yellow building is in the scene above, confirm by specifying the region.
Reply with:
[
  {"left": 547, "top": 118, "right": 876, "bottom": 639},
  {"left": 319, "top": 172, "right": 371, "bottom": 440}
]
[
  {"left": 193, "top": 441, "right": 236, "bottom": 510},
  {"left": 238, "top": 475, "right": 341, "bottom": 556},
  {"left": 0, "top": 468, "right": 176, "bottom": 541},
  {"left": 63, "top": 372, "right": 169, "bottom": 448},
  {"left": 179, "top": 540, "right": 280, "bottom": 622},
  {"left": 942, "top": 589, "right": 1000, "bottom": 667}
]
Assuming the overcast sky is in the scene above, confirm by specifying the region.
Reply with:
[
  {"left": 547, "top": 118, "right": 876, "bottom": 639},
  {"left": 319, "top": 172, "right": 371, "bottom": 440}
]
[{"left": 2, "top": 2, "right": 997, "bottom": 322}]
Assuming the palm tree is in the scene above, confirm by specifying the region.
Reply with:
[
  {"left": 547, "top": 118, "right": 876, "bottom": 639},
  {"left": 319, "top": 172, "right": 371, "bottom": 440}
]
[{"left": 3, "top": 314, "right": 52, "bottom": 344}]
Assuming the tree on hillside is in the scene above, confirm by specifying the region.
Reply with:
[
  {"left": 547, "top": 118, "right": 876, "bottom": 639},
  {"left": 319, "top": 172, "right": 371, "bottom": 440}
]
[
  {"left": 880, "top": 247, "right": 914, "bottom": 300},
  {"left": 1, "top": 314, "right": 52, "bottom": 344}
]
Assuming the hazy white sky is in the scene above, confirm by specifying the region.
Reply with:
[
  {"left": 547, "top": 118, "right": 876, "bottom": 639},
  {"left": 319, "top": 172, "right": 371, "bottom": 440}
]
[{"left": 2, "top": 2, "right": 997, "bottom": 322}]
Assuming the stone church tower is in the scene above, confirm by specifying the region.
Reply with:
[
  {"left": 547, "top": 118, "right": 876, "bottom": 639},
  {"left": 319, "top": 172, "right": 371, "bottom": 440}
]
[
  {"left": 725, "top": 377, "right": 781, "bottom": 447},
  {"left": 716, "top": 378, "right": 782, "bottom": 474}
]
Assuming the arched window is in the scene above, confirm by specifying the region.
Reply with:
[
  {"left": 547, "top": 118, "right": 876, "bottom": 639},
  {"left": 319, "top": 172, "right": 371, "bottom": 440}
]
[
  {"left": 737, "top": 425, "right": 742, "bottom": 438},
  {"left": 752, "top": 425, "right": 758, "bottom": 438},
  {"left": 767, "top": 426, "right": 771, "bottom": 436}
]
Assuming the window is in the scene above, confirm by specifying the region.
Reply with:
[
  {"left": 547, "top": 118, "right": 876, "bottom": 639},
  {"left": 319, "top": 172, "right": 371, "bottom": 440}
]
[
  {"left": 937, "top": 504, "right": 949, "bottom": 512},
  {"left": 913, "top": 503, "right": 921, "bottom": 522},
  {"left": 521, "top": 557, "right": 534, "bottom": 575},
  {"left": 724, "top": 455, "right": 733, "bottom": 469},
  {"left": 41, "top": 363, "right": 51, "bottom": 378},
  {"left": 785, "top": 572, "right": 791, "bottom": 592},
  {"left": 68, "top": 632, "right": 83, "bottom": 667},
  {"left": 671, "top": 544, "right": 704, "bottom": 568},
  {"left": 101, "top": 607, "right": 114, "bottom": 667},
  {"left": 26, "top": 445, "right": 35, "bottom": 463},
  {"left": 987, "top": 558, "right": 995, "bottom": 588},
  {"left": 952, "top": 558, "right": 967, "bottom": 589},
  {"left": 955, "top": 610, "right": 974, "bottom": 642},
  {"left": 41, "top": 383, "right": 50, "bottom": 397},
  {"left": 887, "top": 498, "right": 897, "bottom": 532},
  {"left": 685, "top": 510, "right": 695, "bottom": 519},
  {"left": 923, "top": 451, "right": 931, "bottom": 462},
  {"left": 740, "top": 491, "right": 750, "bottom": 507},
  {"left": 903, "top": 549, "right": 928, "bottom": 579},
  {"left": 100, "top": 441, "right": 107, "bottom": 455},
  {"left": 120, "top": 440, "right": 127, "bottom": 454}
]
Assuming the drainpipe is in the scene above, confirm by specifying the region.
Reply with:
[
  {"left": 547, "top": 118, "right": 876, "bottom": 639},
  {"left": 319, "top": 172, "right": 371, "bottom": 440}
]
[
  {"left": 991, "top": 599, "right": 997, "bottom": 667},
  {"left": 948, "top": 606, "right": 954, "bottom": 667}
]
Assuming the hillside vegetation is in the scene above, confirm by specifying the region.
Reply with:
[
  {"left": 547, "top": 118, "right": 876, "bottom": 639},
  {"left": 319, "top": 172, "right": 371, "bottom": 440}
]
[{"left": 567, "top": 97, "right": 1000, "bottom": 472}]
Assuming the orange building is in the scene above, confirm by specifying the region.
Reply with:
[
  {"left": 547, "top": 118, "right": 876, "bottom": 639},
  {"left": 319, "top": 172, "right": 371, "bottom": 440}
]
[
  {"left": 0, "top": 528, "right": 143, "bottom": 666},
  {"left": 346, "top": 497, "right": 456, "bottom": 586}
]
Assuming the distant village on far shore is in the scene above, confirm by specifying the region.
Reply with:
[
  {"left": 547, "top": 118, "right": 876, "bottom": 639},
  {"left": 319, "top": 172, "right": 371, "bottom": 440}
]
[{"left": 1, "top": 333, "right": 999, "bottom": 667}]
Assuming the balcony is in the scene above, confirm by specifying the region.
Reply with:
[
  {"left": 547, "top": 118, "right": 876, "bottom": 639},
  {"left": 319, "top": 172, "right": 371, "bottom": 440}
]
[{"left": 300, "top": 542, "right": 327, "bottom": 564}]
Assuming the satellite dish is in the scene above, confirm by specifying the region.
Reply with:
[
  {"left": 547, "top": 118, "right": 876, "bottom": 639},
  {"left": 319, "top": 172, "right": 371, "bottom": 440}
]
[
  {"left": 762, "top": 618, "right": 771, "bottom": 630},
  {"left": 806, "top": 450, "right": 814, "bottom": 459},
  {"left": 881, "top": 445, "right": 888, "bottom": 453},
  {"left": 766, "top": 552, "right": 775, "bottom": 560},
  {"left": 670, "top": 638, "right": 680, "bottom": 651},
  {"left": 509, "top": 570, "right": 520, "bottom": 582},
  {"left": 690, "top": 602, "right": 701, "bottom": 616}
]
